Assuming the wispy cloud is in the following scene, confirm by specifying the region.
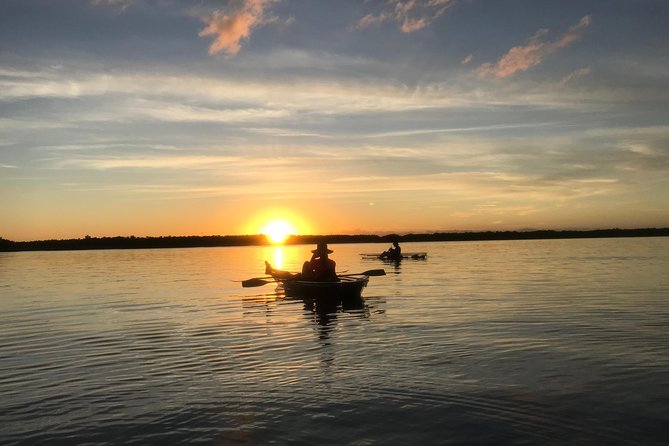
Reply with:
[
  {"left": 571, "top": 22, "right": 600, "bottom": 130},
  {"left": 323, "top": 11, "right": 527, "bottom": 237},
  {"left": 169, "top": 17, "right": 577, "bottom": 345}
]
[
  {"left": 461, "top": 53, "right": 473, "bottom": 65},
  {"left": 558, "top": 67, "right": 592, "bottom": 86},
  {"left": 59, "top": 155, "right": 244, "bottom": 170},
  {"left": 0, "top": 69, "right": 472, "bottom": 117},
  {"left": 199, "top": 0, "right": 285, "bottom": 55},
  {"left": 355, "top": 0, "right": 454, "bottom": 33},
  {"left": 478, "top": 15, "right": 591, "bottom": 79},
  {"left": 54, "top": 156, "right": 622, "bottom": 206},
  {"left": 130, "top": 100, "right": 292, "bottom": 123},
  {"left": 90, "top": 0, "right": 133, "bottom": 12}
]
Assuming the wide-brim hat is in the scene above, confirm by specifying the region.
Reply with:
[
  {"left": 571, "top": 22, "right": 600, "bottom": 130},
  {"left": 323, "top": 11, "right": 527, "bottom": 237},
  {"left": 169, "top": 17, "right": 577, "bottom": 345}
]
[{"left": 312, "top": 243, "right": 333, "bottom": 254}]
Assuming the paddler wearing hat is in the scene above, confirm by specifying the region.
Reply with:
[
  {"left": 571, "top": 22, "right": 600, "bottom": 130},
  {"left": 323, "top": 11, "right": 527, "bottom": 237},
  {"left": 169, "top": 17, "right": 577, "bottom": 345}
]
[
  {"left": 265, "top": 242, "right": 338, "bottom": 282},
  {"left": 304, "top": 243, "right": 338, "bottom": 281}
]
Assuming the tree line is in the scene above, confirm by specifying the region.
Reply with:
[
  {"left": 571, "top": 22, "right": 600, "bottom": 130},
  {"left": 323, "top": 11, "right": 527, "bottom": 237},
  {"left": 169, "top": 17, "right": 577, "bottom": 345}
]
[{"left": 1, "top": 228, "right": 668, "bottom": 252}]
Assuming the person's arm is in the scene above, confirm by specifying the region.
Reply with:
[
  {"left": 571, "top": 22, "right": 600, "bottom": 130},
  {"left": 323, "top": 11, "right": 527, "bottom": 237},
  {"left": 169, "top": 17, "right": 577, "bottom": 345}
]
[{"left": 329, "top": 260, "right": 338, "bottom": 280}]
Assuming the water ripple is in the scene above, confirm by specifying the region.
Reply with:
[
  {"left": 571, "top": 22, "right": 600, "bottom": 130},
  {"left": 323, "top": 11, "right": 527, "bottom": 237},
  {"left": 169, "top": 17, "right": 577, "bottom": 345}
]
[{"left": 1, "top": 240, "right": 668, "bottom": 445}]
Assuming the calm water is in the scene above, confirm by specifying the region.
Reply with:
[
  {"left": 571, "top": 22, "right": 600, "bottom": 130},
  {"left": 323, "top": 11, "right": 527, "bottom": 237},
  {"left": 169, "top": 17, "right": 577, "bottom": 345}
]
[{"left": 1, "top": 238, "right": 668, "bottom": 445}]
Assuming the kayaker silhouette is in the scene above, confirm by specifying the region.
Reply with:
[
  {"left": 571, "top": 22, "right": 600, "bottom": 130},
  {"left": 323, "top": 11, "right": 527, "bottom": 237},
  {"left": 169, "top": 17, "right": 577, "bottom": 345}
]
[
  {"left": 380, "top": 241, "right": 402, "bottom": 261},
  {"left": 265, "top": 242, "right": 338, "bottom": 282}
]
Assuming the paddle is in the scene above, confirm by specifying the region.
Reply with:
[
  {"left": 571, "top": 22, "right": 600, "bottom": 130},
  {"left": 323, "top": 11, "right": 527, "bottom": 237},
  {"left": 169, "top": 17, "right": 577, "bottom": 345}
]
[
  {"left": 241, "top": 277, "right": 279, "bottom": 287},
  {"left": 343, "top": 269, "right": 386, "bottom": 277},
  {"left": 235, "top": 275, "right": 273, "bottom": 282},
  {"left": 234, "top": 269, "right": 350, "bottom": 285},
  {"left": 241, "top": 269, "right": 386, "bottom": 288}
]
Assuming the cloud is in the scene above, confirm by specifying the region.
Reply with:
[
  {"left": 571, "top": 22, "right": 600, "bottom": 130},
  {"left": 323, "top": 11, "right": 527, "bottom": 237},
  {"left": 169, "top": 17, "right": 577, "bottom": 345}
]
[
  {"left": 90, "top": 0, "right": 133, "bottom": 12},
  {"left": 199, "top": 0, "right": 280, "bottom": 55},
  {"left": 129, "top": 100, "right": 291, "bottom": 123},
  {"left": 0, "top": 68, "right": 473, "bottom": 117},
  {"left": 355, "top": 0, "right": 454, "bottom": 33},
  {"left": 59, "top": 155, "right": 244, "bottom": 170},
  {"left": 478, "top": 15, "right": 591, "bottom": 79},
  {"left": 558, "top": 67, "right": 591, "bottom": 86}
]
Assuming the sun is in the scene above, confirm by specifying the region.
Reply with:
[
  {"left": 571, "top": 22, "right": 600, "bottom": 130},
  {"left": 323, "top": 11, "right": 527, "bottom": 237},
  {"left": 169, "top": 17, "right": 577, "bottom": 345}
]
[
  {"left": 246, "top": 209, "right": 308, "bottom": 244},
  {"left": 262, "top": 220, "right": 295, "bottom": 244}
]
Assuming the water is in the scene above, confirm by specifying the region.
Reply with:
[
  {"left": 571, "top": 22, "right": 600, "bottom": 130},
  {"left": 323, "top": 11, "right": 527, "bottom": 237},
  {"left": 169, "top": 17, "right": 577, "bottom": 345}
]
[{"left": 1, "top": 238, "right": 668, "bottom": 445}]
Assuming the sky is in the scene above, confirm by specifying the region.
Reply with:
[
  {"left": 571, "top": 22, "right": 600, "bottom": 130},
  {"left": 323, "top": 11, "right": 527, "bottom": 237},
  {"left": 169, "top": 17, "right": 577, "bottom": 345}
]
[{"left": 1, "top": 0, "right": 668, "bottom": 241}]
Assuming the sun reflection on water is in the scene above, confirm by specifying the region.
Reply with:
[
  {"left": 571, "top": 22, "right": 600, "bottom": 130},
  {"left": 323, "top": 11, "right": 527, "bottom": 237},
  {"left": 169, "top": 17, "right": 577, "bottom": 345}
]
[{"left": 272, "top": 247, "right": 284, "bottom": 270}]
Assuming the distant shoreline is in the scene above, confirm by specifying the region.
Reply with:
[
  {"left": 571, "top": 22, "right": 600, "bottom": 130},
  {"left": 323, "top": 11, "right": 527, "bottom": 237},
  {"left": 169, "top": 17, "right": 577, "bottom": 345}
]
[{"left": 1, "top": 228, "right": 668, "bottom": 252}]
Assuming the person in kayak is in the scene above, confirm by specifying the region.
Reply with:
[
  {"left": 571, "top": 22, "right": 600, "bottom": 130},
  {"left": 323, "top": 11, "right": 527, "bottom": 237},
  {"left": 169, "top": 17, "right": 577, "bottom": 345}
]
[
  {"left": 265, "top": 243, "right": 338, "bottom": 282},
  {"left": 380, "top": 241, "right": 402, "bottom": 261},
  {"left": 305, "top": 243, "right": 338, "bottom": 281}
]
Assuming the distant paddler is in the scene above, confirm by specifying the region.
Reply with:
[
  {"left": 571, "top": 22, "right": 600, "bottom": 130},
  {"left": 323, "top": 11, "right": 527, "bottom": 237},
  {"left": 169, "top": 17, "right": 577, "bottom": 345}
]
[{"left": 379, "top": 241, "right": 402, "bottom": 261}]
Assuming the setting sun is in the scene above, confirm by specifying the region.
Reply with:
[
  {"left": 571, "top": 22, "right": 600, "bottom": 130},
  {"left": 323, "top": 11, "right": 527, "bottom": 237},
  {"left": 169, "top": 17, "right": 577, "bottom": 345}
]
[
  {"left": 262, "top": 220, "right": 295, "bottom": 244},
  {"left": 246, "top": 208, "right": 310, "bottom": 243}
]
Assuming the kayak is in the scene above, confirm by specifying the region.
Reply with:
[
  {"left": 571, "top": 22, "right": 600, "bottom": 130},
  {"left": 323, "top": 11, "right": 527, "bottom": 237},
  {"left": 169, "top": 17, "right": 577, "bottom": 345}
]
[
  {"left": 274, "top": 274, "right": 369, "bottom": 298},
  {"left": 360, "top": 252, "right": 428, "bottom": 260}
]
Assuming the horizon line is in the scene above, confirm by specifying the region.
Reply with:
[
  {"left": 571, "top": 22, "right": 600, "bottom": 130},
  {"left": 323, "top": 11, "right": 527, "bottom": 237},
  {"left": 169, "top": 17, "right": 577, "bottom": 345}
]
[{"left": 2, "top": 227, "right": 668, "bottom": 252}]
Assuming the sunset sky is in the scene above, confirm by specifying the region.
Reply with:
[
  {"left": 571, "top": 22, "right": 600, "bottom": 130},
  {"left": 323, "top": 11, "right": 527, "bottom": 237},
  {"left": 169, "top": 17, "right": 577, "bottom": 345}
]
[{"left": 2, "top": 0, "right": 668, "bottom": 241}]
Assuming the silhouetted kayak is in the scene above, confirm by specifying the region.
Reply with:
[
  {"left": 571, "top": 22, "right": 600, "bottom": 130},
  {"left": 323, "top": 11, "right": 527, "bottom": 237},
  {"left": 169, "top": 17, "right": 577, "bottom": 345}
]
[
  {"left": 360, "top": 252, "right": 428, "bottom": 260},
  {"left": 276, "top": 275, "right": 369, "bottom": 298}
]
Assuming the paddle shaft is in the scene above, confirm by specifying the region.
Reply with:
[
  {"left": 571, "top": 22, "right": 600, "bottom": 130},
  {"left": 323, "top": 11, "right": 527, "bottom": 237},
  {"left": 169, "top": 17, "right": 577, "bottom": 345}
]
[
  {"left": 241, "top": 269, "right": 385, "bottom": 288},
  {"left": 234, "top": 269, "right": 350, "bottom": 283}
]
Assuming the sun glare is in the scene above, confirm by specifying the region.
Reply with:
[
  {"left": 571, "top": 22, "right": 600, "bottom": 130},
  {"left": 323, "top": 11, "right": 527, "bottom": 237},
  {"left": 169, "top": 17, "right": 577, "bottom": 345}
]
[{"left": 262, "top": 220, "right": 295, "bottom": 244}]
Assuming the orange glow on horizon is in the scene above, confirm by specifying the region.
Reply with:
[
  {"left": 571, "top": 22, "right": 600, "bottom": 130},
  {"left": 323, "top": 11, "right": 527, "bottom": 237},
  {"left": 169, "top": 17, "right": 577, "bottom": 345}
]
[{"left": 245, "top": 208, "right": 311, "bottom": 243}]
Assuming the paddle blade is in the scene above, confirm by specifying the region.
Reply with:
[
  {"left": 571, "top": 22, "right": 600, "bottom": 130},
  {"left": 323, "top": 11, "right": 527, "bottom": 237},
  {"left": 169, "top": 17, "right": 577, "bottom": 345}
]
[
  {"left": 241, "top": 278, "right": 274, "bottom": 288},
  {"left": 338, "top": 269, "right": 386, "bottom": 277},
  {"left": 360, "top": 269, "right": 386, "bottom": 276}
]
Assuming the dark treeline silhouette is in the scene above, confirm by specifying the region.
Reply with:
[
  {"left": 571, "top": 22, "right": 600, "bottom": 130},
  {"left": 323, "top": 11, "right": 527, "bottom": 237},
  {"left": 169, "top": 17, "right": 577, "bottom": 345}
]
[
  {"left": 0, "top": 234, "right": 265, "bottom": 252},
  {"left": 1, "top": 228, "right": 668, "bottom": 252}
]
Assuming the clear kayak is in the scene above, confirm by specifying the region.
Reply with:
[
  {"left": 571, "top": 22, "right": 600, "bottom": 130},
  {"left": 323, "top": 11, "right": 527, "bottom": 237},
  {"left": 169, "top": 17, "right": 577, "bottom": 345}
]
[{"left": 360, "top": 252, "right": 427, "bottom": 260}]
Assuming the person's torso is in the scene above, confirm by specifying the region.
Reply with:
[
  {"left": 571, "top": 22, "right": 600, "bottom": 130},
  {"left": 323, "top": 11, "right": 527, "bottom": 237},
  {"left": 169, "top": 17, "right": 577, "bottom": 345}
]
[{"left": 311, "top": 258, "right": 336, "bottom": 281}]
